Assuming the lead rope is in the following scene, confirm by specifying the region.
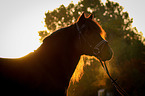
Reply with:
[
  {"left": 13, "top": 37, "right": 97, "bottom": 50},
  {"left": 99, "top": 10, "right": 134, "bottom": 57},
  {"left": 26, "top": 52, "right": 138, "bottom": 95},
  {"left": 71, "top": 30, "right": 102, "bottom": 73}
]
[{"left": 99, "top": 59, "right": 129, "bottom": 96}]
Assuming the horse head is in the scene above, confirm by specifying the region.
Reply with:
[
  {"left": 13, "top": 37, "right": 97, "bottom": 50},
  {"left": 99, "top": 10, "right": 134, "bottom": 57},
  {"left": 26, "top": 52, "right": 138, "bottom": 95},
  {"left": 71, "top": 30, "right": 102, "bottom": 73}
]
[{"left": 75, "top": 13, "right": 113, "bottom": 61}]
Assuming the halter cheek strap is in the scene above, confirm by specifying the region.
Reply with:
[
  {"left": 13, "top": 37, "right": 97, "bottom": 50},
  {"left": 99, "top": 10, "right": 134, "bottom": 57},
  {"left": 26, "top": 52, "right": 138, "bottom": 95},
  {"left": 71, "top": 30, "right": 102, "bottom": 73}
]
[{"left": 76, "top": 23, "right": 85, "bottom": 34}]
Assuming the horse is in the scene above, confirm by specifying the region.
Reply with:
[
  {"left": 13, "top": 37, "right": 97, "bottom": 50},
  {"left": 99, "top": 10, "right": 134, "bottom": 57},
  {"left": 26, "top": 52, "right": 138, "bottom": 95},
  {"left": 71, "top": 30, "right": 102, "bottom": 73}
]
[{"left": 0, "top": 13, "right": 112, "bottom": 96}]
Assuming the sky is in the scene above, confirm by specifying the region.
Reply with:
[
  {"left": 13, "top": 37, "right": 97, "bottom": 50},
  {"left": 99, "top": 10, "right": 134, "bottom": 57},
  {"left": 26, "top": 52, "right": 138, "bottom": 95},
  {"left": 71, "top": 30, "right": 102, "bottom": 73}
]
[{"left": 0, "top": 0, "right": 145, "bottom": 58}]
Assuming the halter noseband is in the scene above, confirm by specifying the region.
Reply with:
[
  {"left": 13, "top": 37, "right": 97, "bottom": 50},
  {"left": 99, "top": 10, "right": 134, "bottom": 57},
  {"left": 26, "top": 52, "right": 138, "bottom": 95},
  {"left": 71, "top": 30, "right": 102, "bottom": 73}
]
[{"left": 76, "top": 23, "right": 107, "bottom": 56}]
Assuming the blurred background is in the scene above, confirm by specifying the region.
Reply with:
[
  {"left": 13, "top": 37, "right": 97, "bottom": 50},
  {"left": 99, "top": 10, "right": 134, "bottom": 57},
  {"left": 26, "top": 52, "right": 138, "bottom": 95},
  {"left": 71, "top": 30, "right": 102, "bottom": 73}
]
[{"left": 0, "top": 0, "right": 145, "bottom": 96}]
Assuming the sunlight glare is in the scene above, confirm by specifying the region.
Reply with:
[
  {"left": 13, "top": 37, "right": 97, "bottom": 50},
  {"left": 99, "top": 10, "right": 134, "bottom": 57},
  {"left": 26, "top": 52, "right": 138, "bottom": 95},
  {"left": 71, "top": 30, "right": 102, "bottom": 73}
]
[
  {"left": 0, "top": 0, "right": 79, "bottom": 58},
  {"left": 1, "top": 0, "right": 144, "bottom": 58}
]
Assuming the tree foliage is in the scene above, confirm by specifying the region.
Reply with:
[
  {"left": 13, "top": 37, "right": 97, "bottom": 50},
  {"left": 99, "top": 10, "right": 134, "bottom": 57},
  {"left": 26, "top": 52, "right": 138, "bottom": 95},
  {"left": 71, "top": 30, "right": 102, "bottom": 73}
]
[
  {"left": 38, "top": 30, "right": 50, "bottom": 42},
  {"left": 39, "top": 0, "right": 145, "bottom": 95}
]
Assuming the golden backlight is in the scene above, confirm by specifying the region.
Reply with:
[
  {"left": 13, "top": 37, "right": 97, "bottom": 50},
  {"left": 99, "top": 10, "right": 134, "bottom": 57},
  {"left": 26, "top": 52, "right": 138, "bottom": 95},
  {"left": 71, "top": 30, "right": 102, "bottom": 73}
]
[
  {"left": 0, "top": 0, "right": 79, "bottom": 58},
  {"left": 0, "top": 0, "right": 144, "bottom": 58}
]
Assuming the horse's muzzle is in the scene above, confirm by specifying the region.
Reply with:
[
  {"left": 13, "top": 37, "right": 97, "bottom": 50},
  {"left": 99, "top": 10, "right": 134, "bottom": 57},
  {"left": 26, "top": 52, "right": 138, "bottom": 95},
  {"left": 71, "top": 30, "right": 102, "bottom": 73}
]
[{"left": 96, "top": 44, "right": 113, "bottom": 61}]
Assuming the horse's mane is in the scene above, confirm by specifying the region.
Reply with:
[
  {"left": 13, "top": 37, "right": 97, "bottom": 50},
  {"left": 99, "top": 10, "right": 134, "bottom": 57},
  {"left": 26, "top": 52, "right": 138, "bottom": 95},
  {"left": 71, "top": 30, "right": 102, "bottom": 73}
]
[
  {"left": 43, "top": 26, "right": 74, "bottom": 44},
  {"left": 44, "top": 14, "right": 106, "bottom": 44}
]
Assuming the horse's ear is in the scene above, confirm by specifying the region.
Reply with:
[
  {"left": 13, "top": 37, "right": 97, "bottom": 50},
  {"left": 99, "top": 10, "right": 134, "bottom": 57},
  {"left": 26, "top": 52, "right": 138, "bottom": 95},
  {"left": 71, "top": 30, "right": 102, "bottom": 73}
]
[
  {"left": 88, "top": 14, "right": 93, "bottom": 19},
  {"left": 78, "top": 13, "right": 86, "bottom": 22}
]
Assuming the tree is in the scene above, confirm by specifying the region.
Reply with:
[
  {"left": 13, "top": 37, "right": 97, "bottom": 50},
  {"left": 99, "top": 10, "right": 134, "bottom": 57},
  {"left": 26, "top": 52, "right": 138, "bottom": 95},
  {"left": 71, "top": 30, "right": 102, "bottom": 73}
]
[
  {"left": 38, "top": 30, "right": 50, "bottom": 42},
  {"left": 39, "top": 0, "right": 145, "bottom": 95}
]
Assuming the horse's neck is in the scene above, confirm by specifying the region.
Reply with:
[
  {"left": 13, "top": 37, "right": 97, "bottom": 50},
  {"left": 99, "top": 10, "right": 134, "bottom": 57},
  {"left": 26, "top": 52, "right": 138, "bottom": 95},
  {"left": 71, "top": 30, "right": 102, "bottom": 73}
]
[
  {"left": 43, "top": 26, "right": 81, "bottom": 79},
  {"left": 0, "top": 25, "right": 82, "bottom": 91},
  {"left": 34, "top": 25, "right": 81, "bottom": 80}
]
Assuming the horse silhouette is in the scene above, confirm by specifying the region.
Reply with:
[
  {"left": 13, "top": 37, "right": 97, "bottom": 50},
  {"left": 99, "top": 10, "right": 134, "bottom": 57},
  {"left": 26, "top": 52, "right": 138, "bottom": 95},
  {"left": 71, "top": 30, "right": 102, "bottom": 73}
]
[{"left": 0, "top": 13, "right": 112, "bottom": 96}]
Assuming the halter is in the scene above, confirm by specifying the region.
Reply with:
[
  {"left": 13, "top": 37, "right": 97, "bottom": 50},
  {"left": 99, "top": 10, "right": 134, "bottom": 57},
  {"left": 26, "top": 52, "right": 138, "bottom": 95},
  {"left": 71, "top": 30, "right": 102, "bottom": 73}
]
[
  {"left": 76, "top": 23, "right": 129, "bottom": 96},
  {"left": 76, "top": 23, "right": 107, "bottom": 56}
]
